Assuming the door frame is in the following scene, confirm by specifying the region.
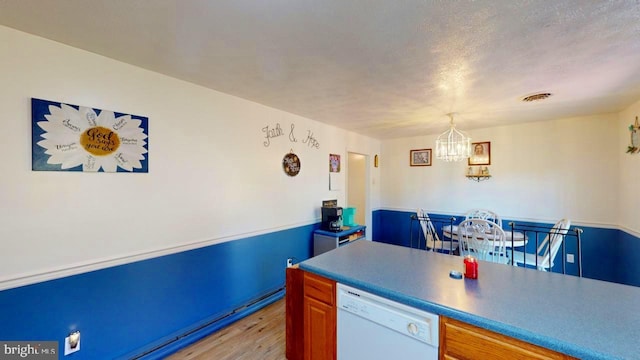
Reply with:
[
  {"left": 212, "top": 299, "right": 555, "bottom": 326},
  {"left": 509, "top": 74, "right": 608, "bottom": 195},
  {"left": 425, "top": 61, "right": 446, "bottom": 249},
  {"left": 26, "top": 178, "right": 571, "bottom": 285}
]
[{"left": 346, "top": 151, "right": 370, "bottom": 239}]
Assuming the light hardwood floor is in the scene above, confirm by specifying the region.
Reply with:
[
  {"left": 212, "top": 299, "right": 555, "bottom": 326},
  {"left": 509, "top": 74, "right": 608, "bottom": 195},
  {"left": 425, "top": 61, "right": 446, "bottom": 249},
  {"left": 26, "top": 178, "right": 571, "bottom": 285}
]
[{"left": 166, "top": 298, "right": 286, "bottom": 360}]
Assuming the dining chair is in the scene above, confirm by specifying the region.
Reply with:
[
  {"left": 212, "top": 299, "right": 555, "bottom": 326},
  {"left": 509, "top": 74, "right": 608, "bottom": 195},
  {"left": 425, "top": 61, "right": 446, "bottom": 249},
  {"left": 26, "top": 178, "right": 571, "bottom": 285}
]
[
  {"left": 458, "top": 219, "right": 509, "bottom": 264},
  {"left": 417, "top": 209, "right": 457, "bottom": 253},
  {"left": 441, "top": 209, "right": 502, "bottom": 249},
  {"left": 511, "top": 219, "right": 571, "bottom": 271},
  {"left": 464, "top": 208, "right": 503, "bottom": 228}
]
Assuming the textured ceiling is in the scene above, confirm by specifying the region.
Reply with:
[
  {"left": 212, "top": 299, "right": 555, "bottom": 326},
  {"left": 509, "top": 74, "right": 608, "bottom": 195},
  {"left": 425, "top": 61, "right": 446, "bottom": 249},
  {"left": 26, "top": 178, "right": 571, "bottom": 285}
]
[{"left": 1, "top": 0, "right": 640, "bottom": 139}]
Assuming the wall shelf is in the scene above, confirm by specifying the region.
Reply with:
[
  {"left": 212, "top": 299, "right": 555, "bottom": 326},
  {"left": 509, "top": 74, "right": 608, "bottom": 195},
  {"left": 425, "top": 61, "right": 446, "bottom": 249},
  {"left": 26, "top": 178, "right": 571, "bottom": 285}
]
[{"left": 466, "top": 174, "right": 492, "bottom": 182}]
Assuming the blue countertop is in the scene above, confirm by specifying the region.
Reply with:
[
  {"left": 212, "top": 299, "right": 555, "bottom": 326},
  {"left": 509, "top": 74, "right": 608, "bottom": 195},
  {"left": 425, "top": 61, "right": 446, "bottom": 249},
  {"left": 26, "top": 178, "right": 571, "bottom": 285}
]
[
  {"left": 299, "top": 240, "right": 640, "bottom": 360},
  {"left": 314, "top": 225, "right": 365, "bottom": 237}
]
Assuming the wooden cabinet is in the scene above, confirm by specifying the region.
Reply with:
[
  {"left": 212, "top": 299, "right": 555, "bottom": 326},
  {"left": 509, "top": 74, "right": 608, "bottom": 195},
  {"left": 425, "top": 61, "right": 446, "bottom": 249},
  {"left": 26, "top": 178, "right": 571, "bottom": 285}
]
[
  {"left": 303, "top": 271, "right": 336, "bottom": 360},
  {"left": 439, "top": 316, "right": 577, "bottom": 360},
  {"left": 285, "top": 267, "right": 304, "bottom": 360},
  {"left": 288, "top": 271, "right": 577, "bottom": 360},
  {"left": 286, "top": 269, "right": 336, "bottom": 360}
]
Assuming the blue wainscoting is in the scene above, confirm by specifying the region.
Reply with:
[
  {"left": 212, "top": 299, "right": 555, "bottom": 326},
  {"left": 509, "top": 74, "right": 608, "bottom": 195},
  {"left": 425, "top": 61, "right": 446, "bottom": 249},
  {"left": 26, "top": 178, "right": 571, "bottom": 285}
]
[
  {"left": 613, "top": 230, "right": 640, "bottom": 287},
  {"left": 0, "top": 224, "right": 316, "bottom": 359},
  {"left": 372, "top": 209, "right": 639, "bottom": 287},
  {"left": 372, "top": 209, "right": 415, "bottom": 248},
  {"left": 3, "top": 214, "right": 636, "bottom": 359}
]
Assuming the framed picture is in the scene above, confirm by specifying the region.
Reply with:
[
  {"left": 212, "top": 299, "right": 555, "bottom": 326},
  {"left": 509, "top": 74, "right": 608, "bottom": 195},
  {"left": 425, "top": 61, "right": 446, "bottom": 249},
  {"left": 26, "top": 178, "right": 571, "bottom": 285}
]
[
  {"left": 468, "top": 141, "right": 491, "bottom": 165},
  {"left": 329, "top": 154, "right": 341, "bottom": 172},
  {"left": 410, "top": 149, "right": 432, "bottom": 166},
  {"left": 31, "top": 98, "right": 149, "bottom": 172}
]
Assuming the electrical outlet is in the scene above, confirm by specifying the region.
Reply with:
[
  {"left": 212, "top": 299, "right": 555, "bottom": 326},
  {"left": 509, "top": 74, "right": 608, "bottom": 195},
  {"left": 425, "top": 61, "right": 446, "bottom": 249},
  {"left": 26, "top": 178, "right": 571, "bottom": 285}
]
[
  {"left": 287, "top": 258, "right": 293, "bottom": 268},
  {"left": 64, "top": 331, "right": 81, "bottom": 355},
  {"left": 566, "top": 254, "right": 575, "bottom": 263}
]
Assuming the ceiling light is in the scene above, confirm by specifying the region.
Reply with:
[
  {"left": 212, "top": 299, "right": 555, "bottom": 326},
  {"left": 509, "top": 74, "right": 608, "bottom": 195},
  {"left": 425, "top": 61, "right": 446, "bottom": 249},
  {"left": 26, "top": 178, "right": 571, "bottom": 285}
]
[{"left": 435, "top": 113, "right": 471, "bottom": 162}]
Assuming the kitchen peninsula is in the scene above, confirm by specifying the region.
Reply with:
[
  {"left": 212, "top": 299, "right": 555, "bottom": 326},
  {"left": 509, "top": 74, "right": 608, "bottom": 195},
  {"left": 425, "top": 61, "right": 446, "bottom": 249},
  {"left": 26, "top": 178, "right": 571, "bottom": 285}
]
[{"left": 288, "top": 240, "right": 640, "bottom": 359}]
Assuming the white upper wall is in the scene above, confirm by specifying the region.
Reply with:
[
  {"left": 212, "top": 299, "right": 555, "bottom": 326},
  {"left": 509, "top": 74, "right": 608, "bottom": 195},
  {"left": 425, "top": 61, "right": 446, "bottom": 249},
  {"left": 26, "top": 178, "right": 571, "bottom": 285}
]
[
  {"left": 381, "top": 113, "right": 621, "bottom": 228},
  {"left": 0, "top": 26, "right": 380, "bottom": 289},
  {"left": 2, "top": 22, "right": 636, "bottom": 289},
  {"left": 618, "top": 98, "right": 640, "bottom": 234}
]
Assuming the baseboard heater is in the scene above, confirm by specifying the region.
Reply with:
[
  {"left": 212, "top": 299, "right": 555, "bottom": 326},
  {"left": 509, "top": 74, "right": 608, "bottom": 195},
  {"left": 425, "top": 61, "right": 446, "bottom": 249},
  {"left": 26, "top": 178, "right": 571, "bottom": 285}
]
[{"left": 128, "top": 286, "right": 285, "bottom": 360}]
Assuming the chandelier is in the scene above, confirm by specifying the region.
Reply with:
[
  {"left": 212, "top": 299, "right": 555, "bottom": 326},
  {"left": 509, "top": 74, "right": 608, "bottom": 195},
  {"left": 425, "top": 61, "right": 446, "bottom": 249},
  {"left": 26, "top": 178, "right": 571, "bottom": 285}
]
[{"left": 435, "top": 113, "right": 471, "bottom": 162}]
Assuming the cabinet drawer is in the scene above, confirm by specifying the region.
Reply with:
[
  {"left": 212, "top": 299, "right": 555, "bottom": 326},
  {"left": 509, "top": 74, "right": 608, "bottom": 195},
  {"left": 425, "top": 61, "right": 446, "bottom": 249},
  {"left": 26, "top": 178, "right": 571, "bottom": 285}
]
[
  {"left": 304, "top": 272, "right": 335, "bottom": 305},
  {"left": 440, "top": 316, "right": 576, "bottom": 360}
]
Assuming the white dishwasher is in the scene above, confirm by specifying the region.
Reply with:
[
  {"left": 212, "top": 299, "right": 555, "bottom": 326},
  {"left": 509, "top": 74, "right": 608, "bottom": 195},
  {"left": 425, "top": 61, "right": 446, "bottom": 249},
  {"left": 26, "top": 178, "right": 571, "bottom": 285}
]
[{"left": 337, "top": 283, "right": 439, "bottom": 359}]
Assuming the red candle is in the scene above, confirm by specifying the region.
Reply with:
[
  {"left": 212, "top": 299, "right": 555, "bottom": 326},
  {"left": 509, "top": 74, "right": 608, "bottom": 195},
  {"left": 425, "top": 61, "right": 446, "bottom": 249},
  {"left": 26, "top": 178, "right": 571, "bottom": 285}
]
[{"left": 464, "top": 256, "right": 478, "bottom": 279}]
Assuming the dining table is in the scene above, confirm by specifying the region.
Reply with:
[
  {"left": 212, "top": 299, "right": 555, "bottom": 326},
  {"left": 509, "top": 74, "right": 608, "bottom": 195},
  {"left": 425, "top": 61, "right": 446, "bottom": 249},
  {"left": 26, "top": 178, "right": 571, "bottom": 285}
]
[{"left": 442, "top": 224, "right": 528, "bottom": 248}]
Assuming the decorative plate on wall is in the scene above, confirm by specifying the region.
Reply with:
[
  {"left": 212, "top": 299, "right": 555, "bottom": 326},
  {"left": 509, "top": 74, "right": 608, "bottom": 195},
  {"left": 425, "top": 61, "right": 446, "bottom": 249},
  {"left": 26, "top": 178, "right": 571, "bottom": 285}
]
[{"left": 283, "top": 152, "right": 301, "bottom": 176}]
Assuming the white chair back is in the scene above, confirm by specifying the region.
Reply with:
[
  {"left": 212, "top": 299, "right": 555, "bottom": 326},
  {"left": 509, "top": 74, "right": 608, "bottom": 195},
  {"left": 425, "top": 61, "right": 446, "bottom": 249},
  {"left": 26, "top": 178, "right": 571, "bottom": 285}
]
[
  {"left": 458, "top": 219, "right": 508, "bottom": 264},
  {"left": 417, "top": 209, "right": 440, "bottom": 250},
  {"left": 535, "top": 218, "right": 572, "bottom": 270},
  {"left": 465, "top": 209, "right": 502, "bottom": 228}
]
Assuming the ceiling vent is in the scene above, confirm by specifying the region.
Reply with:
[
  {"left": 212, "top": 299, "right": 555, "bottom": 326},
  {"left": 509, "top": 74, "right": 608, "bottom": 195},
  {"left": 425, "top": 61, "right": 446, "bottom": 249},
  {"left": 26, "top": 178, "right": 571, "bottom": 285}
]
[{"left": 521, "top": 93, "right": 552, "bottom": 102}]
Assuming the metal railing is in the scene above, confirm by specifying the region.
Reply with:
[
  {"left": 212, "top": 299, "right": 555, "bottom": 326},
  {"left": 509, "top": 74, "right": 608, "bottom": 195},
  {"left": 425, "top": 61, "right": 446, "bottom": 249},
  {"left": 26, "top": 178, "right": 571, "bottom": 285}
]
[
  {"left": 409, "top": 214, "right": 457, "bottom": 253},
  {"left": 408, "top": 214, "right": 584, "bottom": 277},
  {"left": 507, "top": 222, "right": 583, "bottom": 277}
]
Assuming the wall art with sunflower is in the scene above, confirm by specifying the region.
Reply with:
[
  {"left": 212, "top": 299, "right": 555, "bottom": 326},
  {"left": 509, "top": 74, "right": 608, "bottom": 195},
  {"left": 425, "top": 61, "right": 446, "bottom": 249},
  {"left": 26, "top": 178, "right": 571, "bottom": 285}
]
[{"left": 31, "top": 98, "right": 149, "bottom": 172}]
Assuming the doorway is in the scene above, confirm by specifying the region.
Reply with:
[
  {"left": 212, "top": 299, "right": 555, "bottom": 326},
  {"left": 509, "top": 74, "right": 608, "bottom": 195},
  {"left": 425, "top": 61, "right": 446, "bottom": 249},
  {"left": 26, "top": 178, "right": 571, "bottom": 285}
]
[{"left": 347, "top": 152, "right": 368, "bottom": 232}]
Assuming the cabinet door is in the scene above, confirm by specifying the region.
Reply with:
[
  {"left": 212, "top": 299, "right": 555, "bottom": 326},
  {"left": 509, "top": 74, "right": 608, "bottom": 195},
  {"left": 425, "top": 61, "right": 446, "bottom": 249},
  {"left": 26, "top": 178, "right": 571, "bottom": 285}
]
[
  {"left": 303, "top": 272, "right": 336, "bottom": 360},
  {"left": 440, "top": 316, "right": 576, "bottom": 360},
  {"left": 304, "top": 296, "right": 336, "bottom": 360}
]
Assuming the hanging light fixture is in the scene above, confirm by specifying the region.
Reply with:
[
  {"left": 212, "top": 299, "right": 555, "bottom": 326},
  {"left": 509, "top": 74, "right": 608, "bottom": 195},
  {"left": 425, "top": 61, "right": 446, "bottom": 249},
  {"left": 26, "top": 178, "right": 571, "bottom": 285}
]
[{"left": 435, "top": 113, "right": 471, "bottom": 162}]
